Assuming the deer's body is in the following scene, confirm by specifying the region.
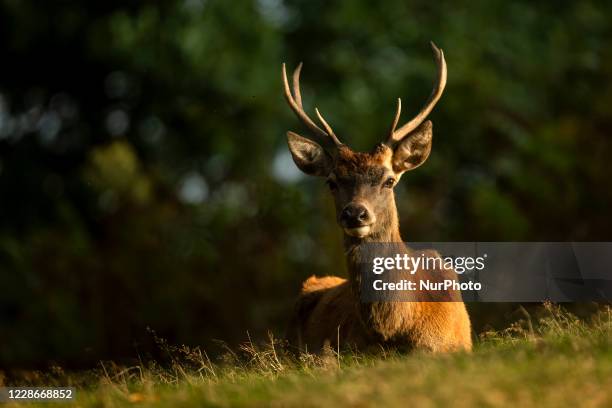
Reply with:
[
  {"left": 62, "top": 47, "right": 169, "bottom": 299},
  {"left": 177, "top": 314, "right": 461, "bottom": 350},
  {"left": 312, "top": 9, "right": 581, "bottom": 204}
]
[
  {"left": 293, "top": 276, "right": 471, "bottom": 352},
  {"left": 282, "top": 43, "right": 472, "bottom": 353}
]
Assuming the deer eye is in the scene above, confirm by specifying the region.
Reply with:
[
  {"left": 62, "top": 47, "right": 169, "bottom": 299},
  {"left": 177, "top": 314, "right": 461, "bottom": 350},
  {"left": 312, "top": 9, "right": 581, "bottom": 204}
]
[
  {"left": 382, "top": 177, "right": 396, "bottom": 189},
  {"left": 326, "top": 179, "right": 338, "bottom": 191}
]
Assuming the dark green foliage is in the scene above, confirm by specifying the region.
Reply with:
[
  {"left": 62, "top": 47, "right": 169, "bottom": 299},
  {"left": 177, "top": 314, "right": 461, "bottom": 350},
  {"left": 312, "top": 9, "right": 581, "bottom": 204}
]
[{"left": 1, "top": 0, "right": 611, "bottom": 366}]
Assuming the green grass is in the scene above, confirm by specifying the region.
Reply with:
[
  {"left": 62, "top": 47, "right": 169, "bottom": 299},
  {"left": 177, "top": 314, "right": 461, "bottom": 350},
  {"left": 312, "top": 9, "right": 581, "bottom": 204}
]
[{"left": 4, "top": 304, "right": 612, "bottom": 407}]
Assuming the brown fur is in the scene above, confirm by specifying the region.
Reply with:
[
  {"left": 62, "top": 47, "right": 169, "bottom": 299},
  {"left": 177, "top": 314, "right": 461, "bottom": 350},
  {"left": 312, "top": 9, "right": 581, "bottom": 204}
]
[
  {"left": 286, "top": 146, "right": 472, "bottom": 354},
  {"left": 283, "top": 50, "right": 470, "bottom": 353},
  {"left": 288, "top": 252, "right": 472, "bottom": 353}
]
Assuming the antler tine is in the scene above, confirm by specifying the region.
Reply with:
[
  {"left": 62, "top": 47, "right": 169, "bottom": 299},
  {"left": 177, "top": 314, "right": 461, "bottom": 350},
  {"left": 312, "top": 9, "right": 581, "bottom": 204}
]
[
  {"left": 386, "top": 42, "right": 447, "bottom": 146},
  {"left": 292, "top": 63, "right": 304, "bottom": 109},
  {"left": 282, "top": 63, "right": 326, "bottom": 138},
  {"left": 294, "top": 65, "right": 342, "bottom": 146},
  {"left": 282, "top": 63, "right": 342, "bottom": 149},
  {"left": 315, "top": 108, "right": 342, "bottom": 146},
  {"left": 389, "top": 98, "right": 402, "bottom": 136}
]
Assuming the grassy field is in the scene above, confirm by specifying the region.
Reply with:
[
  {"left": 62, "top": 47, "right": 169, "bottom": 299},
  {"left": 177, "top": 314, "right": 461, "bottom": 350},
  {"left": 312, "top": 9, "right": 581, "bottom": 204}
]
[{"left": 4, "top": 304, "right": 612, "bottom": 407}]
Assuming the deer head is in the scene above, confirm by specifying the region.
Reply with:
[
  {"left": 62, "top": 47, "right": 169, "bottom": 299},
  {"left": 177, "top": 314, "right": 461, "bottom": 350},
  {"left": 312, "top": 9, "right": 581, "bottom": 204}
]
[{"left": 282, "top": 42, "right": 446, "bottom": 241}]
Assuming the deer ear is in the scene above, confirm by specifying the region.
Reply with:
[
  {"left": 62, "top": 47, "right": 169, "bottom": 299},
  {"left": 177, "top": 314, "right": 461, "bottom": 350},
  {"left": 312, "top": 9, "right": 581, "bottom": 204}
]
[
  {"left": 391, "top": 121, "right": 433, "bottom": 174},
  {"left": 286, "top": 131, "right": 332, "bottom": 177}
]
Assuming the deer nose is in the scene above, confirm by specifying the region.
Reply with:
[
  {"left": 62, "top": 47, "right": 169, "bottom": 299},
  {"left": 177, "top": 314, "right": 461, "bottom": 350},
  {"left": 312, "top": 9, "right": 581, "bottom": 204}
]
[{"left": 341, "top": 203, "right": 371, "bottom": 227}]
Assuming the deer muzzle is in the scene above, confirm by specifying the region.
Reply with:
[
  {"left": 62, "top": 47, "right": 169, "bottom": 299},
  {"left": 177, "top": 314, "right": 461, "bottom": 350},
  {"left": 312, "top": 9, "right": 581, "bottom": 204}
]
[{"left": 340, "top": 202, "right": 375, "bottom": 237}]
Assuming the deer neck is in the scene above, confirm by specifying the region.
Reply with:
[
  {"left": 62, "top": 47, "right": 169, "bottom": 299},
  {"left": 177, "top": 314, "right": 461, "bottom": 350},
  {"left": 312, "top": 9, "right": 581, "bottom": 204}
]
[
  {"left": 343, "top": 197, "right": 402, "bottom": 274},
  {"left": 342, "top": 198, "right": 420, "bottom": 340}
]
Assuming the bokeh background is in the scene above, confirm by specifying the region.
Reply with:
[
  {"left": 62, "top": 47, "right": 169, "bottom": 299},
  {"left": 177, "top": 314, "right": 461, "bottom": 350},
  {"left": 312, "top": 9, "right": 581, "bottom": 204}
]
[{"left": 1, "top": 0, "right": 611, "bottom": 367}]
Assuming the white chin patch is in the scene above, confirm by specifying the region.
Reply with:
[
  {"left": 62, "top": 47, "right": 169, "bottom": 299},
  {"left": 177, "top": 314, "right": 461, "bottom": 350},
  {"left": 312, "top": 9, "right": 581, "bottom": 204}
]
[{"left": 344, "top": 226, "right": 371, "bottom": 238}]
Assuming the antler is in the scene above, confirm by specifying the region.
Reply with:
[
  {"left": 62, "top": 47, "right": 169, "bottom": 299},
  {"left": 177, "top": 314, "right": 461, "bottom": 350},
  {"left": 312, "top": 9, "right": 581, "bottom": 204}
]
[
  {"left": 385, "top": 42, "right": 447, "bottom": 147},
  {"left": 282, "top": 62, "right": 343, "bottom": 150}
]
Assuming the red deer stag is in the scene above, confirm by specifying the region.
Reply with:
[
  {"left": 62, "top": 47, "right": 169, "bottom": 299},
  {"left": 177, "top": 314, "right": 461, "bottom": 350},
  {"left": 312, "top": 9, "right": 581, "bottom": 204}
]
[{"left": 283, "top": 43, "right": 472, "bottom": 353}]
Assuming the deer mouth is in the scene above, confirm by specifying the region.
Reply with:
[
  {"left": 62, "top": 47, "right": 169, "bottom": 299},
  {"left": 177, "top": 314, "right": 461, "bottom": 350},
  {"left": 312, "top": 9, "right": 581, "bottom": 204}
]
[{"left": 343, "top": 225, "right": 372, "bottom": 238}]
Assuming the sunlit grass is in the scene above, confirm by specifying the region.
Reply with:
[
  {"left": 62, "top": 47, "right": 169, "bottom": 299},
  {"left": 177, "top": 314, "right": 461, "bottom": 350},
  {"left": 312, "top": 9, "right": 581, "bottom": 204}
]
[{"left": 4, "top": 303, "right": 612, "bottom": 407}]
